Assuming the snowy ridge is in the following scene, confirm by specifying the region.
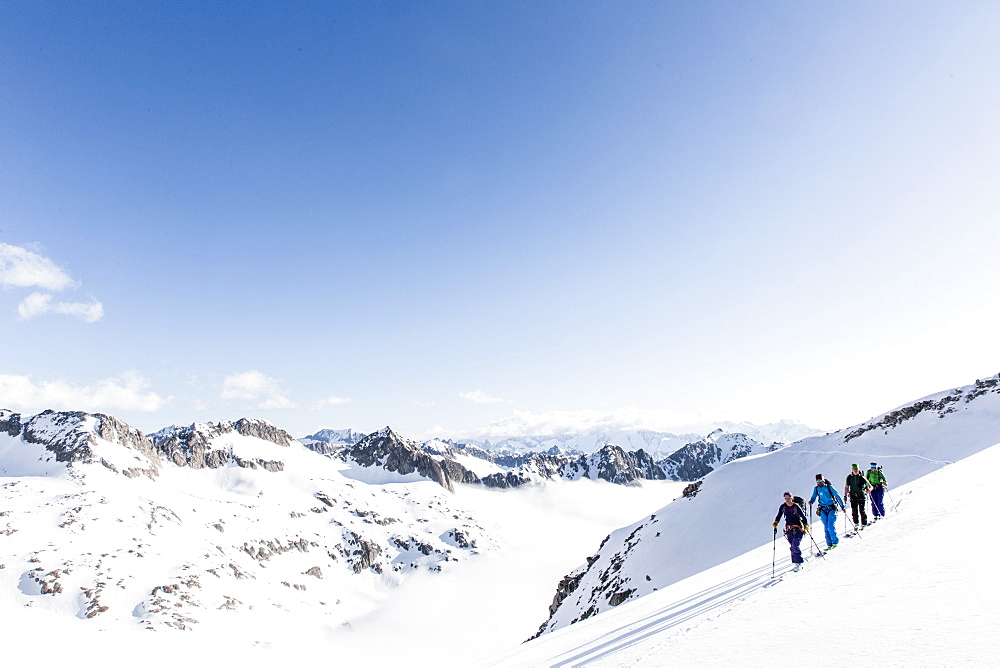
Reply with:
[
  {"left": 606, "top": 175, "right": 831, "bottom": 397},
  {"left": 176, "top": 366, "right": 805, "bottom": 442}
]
[
  {"left": 151, "top": 418, "right": 294, "bottom": 472},
  {"left": 1, "top": 410, "right": 160, "bottom": 479},
  {"left": 532, "top": 373, "right": 1000, "bottom": 637},
  {"left": 492, "top": 438, "right": 1000, "bottom": 665}
]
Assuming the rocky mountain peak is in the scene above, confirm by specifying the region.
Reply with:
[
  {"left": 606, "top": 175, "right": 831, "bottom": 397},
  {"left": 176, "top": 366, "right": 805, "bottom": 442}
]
[
  {"left": 151, "top": 419, "right": 288, "bottom": 472},
  {"left": 16, "top": 410, "right": 159, "bottom": 479},
  {"left": 343, "top": 428, "right": 479, "bottom": 492}
]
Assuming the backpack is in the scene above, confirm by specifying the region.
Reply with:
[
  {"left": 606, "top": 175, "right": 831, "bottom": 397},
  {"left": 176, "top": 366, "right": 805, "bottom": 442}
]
[{"left": 792, "top": 495, "right": 806, "bottom": 516}]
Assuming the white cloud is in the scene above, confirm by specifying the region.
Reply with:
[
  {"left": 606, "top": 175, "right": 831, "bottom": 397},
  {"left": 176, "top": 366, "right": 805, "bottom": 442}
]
[
  {"left": 221, "top": 370, "right": 296, "bottom": 410},
  {"left": 0, "top": 371, "right": 167, "bottom": 412},
  {"left": 459, "top": 389, "right": 505, "bottom": 404},
  {"left": 2, "top": 243, "right": 103, "bottom": 322},
  {"left": 0, "top": 243, "right": 77, "bottom": 291},
  {"left": 310, "top": 396, "right": 352, "bottom": 411},
  {"left": 472, "top": 406, "right": 704, "bottom": 439},
  {"left": 17, "top": 292, "right": 104, "bottom": 322}
]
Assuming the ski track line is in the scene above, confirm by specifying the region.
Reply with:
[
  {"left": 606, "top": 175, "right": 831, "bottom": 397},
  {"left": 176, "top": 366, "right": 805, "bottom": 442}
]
[
  {"left": 547, "top": 562, "right": 784, "bottom": 667},
  {"left": 548, "top": 514, "right": 881, "bottom": 666},
  {"left": 792, "top": 450, "right": 954, "bottom": 465}
]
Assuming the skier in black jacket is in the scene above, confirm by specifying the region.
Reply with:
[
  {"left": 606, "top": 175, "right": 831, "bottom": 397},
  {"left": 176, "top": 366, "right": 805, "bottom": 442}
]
[
  {"left": 772, "top": 492, "right": 809, "bottom": 572},
  {"left": 844, "top": 463, "right": 871, "bottom": 527}
]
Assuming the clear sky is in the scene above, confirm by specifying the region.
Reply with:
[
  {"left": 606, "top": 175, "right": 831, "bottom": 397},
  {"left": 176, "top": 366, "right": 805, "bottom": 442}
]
[{"left": 3, "top": 1, "right": 999, "bottom": 439}]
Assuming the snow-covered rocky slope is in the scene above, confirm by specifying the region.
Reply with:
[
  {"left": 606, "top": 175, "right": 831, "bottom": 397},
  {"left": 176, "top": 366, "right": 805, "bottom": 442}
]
[
  {"left": 532, "top": 374, "right": 1000, "bottom": 637},
  {"left": 492, "top": 436, "right": 1000, "bottom": 666},
  {"left": 0, "top": 411, "right": 491, "bottom": 633}
]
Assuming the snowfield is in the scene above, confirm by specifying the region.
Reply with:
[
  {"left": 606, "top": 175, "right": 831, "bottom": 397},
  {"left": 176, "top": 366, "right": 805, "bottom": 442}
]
[
  {"left": 2, "top": 375, "right": 999, "bottom": 666},
  {"left": 491, "top": 439, "right": 1000, "bottom": 666}
]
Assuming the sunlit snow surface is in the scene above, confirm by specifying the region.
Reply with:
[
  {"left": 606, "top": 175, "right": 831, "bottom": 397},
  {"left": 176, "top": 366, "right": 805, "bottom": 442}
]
[
  {"left": 0, "top": 428, "right": 681, "bottom": 665},
  {"left": 3, "top": 378, "right": 999, "bottom": 666},
  {"left": 491, "top": 440, "right": 1000, "bottom": 666}
]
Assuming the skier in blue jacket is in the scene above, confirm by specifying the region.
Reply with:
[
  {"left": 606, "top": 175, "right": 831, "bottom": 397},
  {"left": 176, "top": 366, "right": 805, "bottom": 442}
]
[{"left": 809, "top": 474, "right": 845, "bottom": 550}]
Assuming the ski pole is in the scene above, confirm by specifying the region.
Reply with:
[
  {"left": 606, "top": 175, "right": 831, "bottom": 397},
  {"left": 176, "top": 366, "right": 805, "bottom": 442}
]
[
  {"left": 804, "top": 524, "right": 825, "bottom": 558},
  {"left": 772, "top": 527, "right": 777, "bottom": 578}
]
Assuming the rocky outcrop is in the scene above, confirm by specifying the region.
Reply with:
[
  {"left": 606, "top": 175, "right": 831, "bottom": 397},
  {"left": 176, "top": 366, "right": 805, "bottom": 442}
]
[
  {"left": 658, "top": 431, "right": 767, "bottom": 482},
  {"left": 1, "top": 410, "right": 22, "bottom": 437},
  {"left": 561, "top": 445, "right": 667, "bottom": 485},
  {"left": 844, "top": 375, "right": 1000, "bottom": 442},
  {"left": 151, "top": 419, "right": 288, "bottom": 472},
  {"left": 19, "top": 410, "right": 160, "bottom": 478},
  {"left": 233, "top": 418, "right": 294, "bottom": 447},
  {"left": 342, "top": 427, "right": 479, "bottom": 492}
]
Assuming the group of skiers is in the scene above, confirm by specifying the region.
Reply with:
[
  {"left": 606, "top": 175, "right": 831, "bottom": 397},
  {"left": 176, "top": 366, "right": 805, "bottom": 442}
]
[{"left": 772, "top": 463, "right": 888, "bottom": 572}]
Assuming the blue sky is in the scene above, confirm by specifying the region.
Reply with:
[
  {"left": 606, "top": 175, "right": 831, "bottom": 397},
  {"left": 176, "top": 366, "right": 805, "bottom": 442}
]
[{"left": 3, "top": 1, "right": 999, "bottom": 438}]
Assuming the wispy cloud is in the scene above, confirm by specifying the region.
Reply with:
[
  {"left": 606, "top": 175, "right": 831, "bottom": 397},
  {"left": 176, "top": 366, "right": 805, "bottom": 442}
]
[
  {"left": 221, "top": 370, "right": 296, "bottom": 410},
  {"left": 310, "top": 396, "right": 352, "bottom": 411},
  {"left": 0, "top": 371, "right": 167, "bottom": 412},
  {"left": 17, "top": 292, "right": 104, "bottom": 323},
  {"left": 1, "top": 243, "right": 104, "bottom": 322},
  {"left": 459, "top": 389, "right": 505, "bottom": 404},
  {"left": 0, "top": 243, "right": 78, "bottom": 291}
]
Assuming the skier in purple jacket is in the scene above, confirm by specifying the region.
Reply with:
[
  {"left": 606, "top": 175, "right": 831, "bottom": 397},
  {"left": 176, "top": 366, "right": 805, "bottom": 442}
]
[{"left": 773, "top": 492, "right": 809, "bottom": 571}]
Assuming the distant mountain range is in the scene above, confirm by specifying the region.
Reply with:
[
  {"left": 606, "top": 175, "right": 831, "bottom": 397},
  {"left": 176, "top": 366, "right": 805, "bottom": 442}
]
[{"left": 299, "top": 420, "right": 821, "bottom": 488}]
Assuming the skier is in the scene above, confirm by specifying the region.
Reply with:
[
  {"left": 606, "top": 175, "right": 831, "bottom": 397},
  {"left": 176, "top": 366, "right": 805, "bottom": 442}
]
[
  {"left": 809, "top": 474, "right": 844, "bottom": 550},
  {"left": 844, "top": 464, "right": 871, "bottom": 527},
  {"left": 866, "top": 462, "right": 888, "bottom": 519},
  {"left": 773, "top": 492, "right": 809, "bottom": 571}
]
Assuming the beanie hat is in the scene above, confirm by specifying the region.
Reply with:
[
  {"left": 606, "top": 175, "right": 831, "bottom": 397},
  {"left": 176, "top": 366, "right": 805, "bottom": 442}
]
[
  {"left": 851, "top": 463, "right": 859, "bottom": 469},
  {"left": 815, "top": 473, "right": 823, "bottom": 481}
]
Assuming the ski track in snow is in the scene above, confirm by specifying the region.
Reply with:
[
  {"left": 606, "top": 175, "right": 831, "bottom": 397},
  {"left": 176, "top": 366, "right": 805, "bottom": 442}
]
[{"left": 794, "top": 450, "right": 955, "bottom": 465}]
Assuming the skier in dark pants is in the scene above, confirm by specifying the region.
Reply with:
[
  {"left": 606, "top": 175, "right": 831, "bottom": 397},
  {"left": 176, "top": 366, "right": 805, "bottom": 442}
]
[
  {"left": 844, "top": 464, "right": 871, "bottom": 527},
  {"left": 809, "top": 474, "right": 844, "bottom": 550},
  {"left": 867, "top": 462, "right": 888, "bottom": 519},
  {"left": 773, "top": 492, "right": 809, "bottom": 572}
]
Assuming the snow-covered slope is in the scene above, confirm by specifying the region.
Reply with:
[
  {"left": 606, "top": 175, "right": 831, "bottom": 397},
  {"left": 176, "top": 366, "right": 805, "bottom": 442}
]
[
  {"left": 492, "top": 437, "right": 1000, "bottom": 666},
  {"left": 0, "top": 412, "right": 491, "bottom": 633},
  {"left": 533, "top": 374, "right": 1000, "bottom": 636}
]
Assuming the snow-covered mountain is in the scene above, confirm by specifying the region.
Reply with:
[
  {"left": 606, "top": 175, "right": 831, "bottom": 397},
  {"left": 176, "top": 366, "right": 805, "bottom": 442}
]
[
  {"left": 531, "top": 374, "right": 1000, "bottom": 637},
  {"left": 657, "top": 429, "right": 773, "bottom": 481},
  {"left": 2, "top": 374, "right": 998, "bottom": 665},
  {"left": 301, "top": 427, "right": 784, "bottom": 490},
  {"left": 463, "top": 420, "right": 818, "bottom": 458},
  {"left": 0, "top": 411, "right": 491, "bottom": 633}
]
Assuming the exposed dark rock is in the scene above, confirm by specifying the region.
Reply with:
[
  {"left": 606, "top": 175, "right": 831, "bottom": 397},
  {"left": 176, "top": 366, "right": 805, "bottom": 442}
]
[
  {"left": 0, "top": 410, "right": 22, "bottom": 437},
  {"left": 342, "top": 427, "right": 480, "bottom": 492},
  {"left": 233, "top": 417, "right": 294, "bottom": 447},
  {"left": 658, "top": 431, "right": 765, "bottom": 482},
  {"left": 682, "top": 480, "right": 703, "bottom": 499},
  {"left": 345, "top": 531, "right": 383, "bottom": 573},
  {"left": 20, "top": 411, "right": 159, "bottom": 478},
  {"left": 151, "top": 419, "right": 290, "bottom": 472},
  {"left": 844, "top": 376, "right": 1000, "bottom": 442}
]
